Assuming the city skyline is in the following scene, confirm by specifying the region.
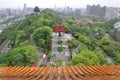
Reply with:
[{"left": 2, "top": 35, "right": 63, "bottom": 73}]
[{"left": 0, "top": 0, "right": 120, "bottom": 9}]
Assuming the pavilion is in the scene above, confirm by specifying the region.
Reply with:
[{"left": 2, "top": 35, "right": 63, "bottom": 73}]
[{"left": 53, "top": 25, "right": 66, "bottom": 37}]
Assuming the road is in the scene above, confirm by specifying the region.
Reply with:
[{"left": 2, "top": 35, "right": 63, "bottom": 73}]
[
  {"left": 106, "top": 55, "right": 114, "bottom": 64},
  {"left": 105, "top": 33, "right": 115, "bottom": 64}
]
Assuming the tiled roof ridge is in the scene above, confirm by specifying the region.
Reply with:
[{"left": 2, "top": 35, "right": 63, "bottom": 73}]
[{"left": 0, "top": 65, "right": 120, "bottom": 80}]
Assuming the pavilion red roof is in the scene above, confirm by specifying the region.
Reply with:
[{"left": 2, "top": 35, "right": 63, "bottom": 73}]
[{"left": 54, "top": 25, "right": 66, "bottom": 32}]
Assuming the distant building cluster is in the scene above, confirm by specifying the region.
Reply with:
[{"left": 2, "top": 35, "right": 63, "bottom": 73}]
[
  {"left": 0, "top": 4, "right": 34, "bottom": 33},
  {"left": 0, "top": 4, "right": 33, "bottom": 21},
  {"left": 114, "top": 22, "right": 120, "bottom": 40},
  {"left": 53, "top": 5, "right": 82, "bottom": 15},
  {"left": 23, "top": 4, "right": 34, "bottom": 14},
  {"left": 87, "top": 4, "right": 120, "bottom": 20}
]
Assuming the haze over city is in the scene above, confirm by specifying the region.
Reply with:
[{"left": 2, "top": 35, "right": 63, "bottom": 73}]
[
  {"left": 0, "top": 0, "right": 120, "bottom": 8},
  {"left": 1, "top": 0, "right": 120, "bottom": 79}
]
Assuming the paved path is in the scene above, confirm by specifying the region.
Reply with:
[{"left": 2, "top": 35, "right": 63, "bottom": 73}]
[
  {"left": 105, "top": 33, "right": 115, "bottom": 64},
  {"left": 105, "top": 33, "right": 115, "bottom": 42},
  {"left": 36, "top": 47, "right": 44, "bottom": 66},
  {"left": 36, "top": 32, "right": 72, "bottom": 66},
  {"left": 106, "top": 55, "right": 115, "bottom": 64},
  {"left": 50, "top": 32, "right": 72, "bottom": 64}
]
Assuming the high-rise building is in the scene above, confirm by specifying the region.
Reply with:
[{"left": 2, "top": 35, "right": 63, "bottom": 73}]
[
  {"left": 87, "top": 4, "right": 106, "bottom": 17},
  {"left": 23, "top": 3, "right": 34, "bottom": 14},
  {"left": 114, "top": 22, "right": 120, "bottom": 40},
  {"left": 87, "top": 4, "right": 120, "bottom": 19},
  {"left": 24, "top": 3, "right": 27, "bottom": 9}
]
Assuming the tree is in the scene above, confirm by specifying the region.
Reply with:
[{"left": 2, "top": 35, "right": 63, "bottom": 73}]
[
  {"left": 54, "top": 58, "right": 63, "bottom": 66},
  {"left": 48, "top": 52, "right": 52, "bottom": 60},
  {"left": 72, "top": 50, "right": 99, "bottom": 66},
  {"left": 101, "top": 36, "right": 111, "bottom": 45},
  {"left": 15, "top": 30, "right": 26, "bottom": 47},
  {"left": 58, "top": 40, "right": 62, "bottom": 45},
  {"left": 64, "top": 26, "right": 71, "bottom": 33},
  {"left": 57, "top": 46, "right": 63, "bottom": 52},
  {"left": 75, "top": 33, "right": 91, "bottom": 45},
  {"left": 68, "top": 38, "right": 79, "bottom": 49},
  {"left": 94, "top": 50, "right": 108, "bottom": 65},
  {"left": 114, "top": 53, "right": 120, "bottom": 64},
  {"left": 78, "top": 43, "right": 88, "bottom": 53},
  {"left": 71, "top": 50, "right": 108, "bottom": 66},
  {"left": 32, "top": 26, "right": 53, "bottom": 51},
  {"left": 0, "top": 45, "right": 39, "bottom": 66},
  {"left": 0, "top": 34, "right": 5, "bottom": 44}
]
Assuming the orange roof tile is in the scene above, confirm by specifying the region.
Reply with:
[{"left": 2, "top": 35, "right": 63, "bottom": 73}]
[{"left": 0, "top": 65, "right": 120, "bottom": 80}]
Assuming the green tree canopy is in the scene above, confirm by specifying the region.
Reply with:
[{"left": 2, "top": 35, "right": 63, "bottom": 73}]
[
  {"left": 0, "top": 45, "right": 39, "bottom": 66},
  {"left": 71, "top": 50, "right": 107, "bottom": 66},
  {"left": 101, "top": 36, "right": 111, "bottom": 45},
  {"left": 54, "top": 58, "right": 63, "bottom": 66},
  {"left": 78, "top": 43, "right": 88, "bottom": 53},
  {"left": 68, "top": 38, "right": 79, "bottom": 49},
  {"left": 32, "top": 26, "right": 53, "bottom": 51},
  {"left": 75, "top": 33, "right": 91, "bottom": 45},
  {"left": 114, "top": 53, "right": 120, "bottom": 64}
]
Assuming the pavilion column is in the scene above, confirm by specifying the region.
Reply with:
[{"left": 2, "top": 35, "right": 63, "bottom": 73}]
[{"left": 59, "top": 32, "right": 61, "bottom": 37}]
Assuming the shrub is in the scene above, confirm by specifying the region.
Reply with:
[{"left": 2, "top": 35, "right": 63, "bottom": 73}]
[
  {"left": 57, "top": 46, "right": 63, "bottom": 52},
  {"left": 58, "top": 40, "right": 62, "bottom": 45}
]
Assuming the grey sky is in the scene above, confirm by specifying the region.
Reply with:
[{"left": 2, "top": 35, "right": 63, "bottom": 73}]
[{"left": 0, "top": 0, "right": 120, "bottom": 8}]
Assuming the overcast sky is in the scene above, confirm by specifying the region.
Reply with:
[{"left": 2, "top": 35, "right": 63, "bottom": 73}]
[{"left": 0, "top": 0, "right": 120, "bottom": 8}]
